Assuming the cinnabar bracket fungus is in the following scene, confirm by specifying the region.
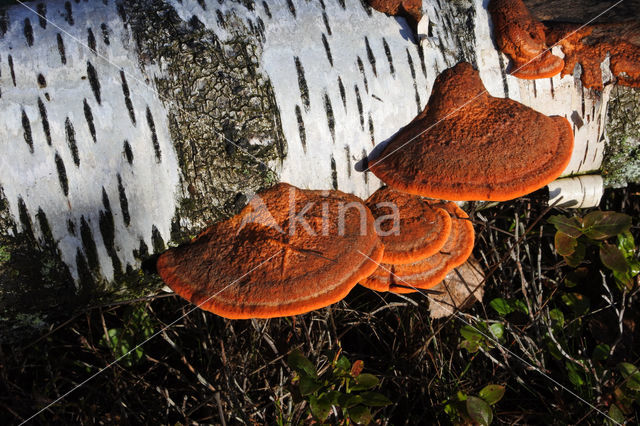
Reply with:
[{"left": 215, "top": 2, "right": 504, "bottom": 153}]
[
  {"left": 361, "top": 202, "right": 474, "bottom": 294},
  {"left": 489, "top": 0, "right": 564, "bottom": 79},
  {"left": 367, "top": 0, "right": 422, "bottom": 32},
  {"left": 369, "top": 62, "right": 574, "bottom": 201},
  {"left": 157, "top": 183, "right": 383, "bottom": 319},
  {"left": 365, "top": 186, "right": 452, "bottom": 265},
  {"left": 545, "top": 21, "right": 640, "bottom": 91}
]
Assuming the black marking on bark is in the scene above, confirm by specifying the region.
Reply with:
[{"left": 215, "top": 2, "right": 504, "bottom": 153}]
[
  {"left": 356, "top": 56, "right": 368, "bottom": 93},
  {"left": 497, "top": 54, "right": 509, "bottom": 98},
  {"left": 359, "top": 0, "right": 373, "bottom": 15},
  {"left": 87, "top": 28, "right": 96, "bottom": 53},
  {"left": 8, "top": 55, "right": 16, "bottom": 86},
  {"left": 83, "top": 99, "right": 97, "bottom": 143},
  {"left": 362, "top": 149, "right": 369, "bottom": 185},
  {"left": 134, "top": 238, "right": 149, "bottom": 260},
  {"left": 38, "top": 97, "right": 51, "bottom": 146},
  {"left": 37, "top": 73, "right": 46, "bottom": 88},
  {"left": 146, "top": 106, "right": 162, "bottom": 162},
  {"left": 355, "top": 85, "right": 364, "bottom": 129},
  {"left": 364, "top": 37, "right": 376, "bottom": 76},
  {"left": 54, "top": 152, "right": 69, "bottom": 196},
  {"left": 65, "top": 117, "right": 80, "bottom": 166},
  {"left": 417, "top": 44, "right": 427, "bottom": 77},
  {"left": 322, "top": 33, "right": 333, "bottom": 66},
  {"left": 338, "top": 76, "right": 346, "bottom": 109},
  {"left": 330, "top": 156, "right": 338, "bottom": 189},
  {"left": 123, "top": 140, "right": 134, "bottom": 164},
  {"left": 581, "top": 85, "right": 585, "bottom": 116},
  {"left": 295, "top": 105, "right": 306, "bottom": 153},
  {"left": 80, "top": 216, "right": 100, "bottom": 271},
  {"left": 17, "top": 197, "right": 35, "bottom": 241},
  {"left": 36, "top": 208, "right": 56, "bottom": 249},
  {"left": 286, "top": 0, "right": 296, "bottom": 17},
  {"left": 262, "top": 1, "right": 272, "bottom": 18},
  {"left": 382, "top": 38, "right": 394, "bottom": 77},
  {"left": 100, "top": 23, "right": 110, "bottom": 45},
  {"left": 294, "top": 56, "right": 310, "bottom": 111},
  {"left": 322, "top": 12, "right": 331, "bottom": 35},
  {"left": 64, "top": 1, "right": 74, "bottom": 26},
  {"left": 368, "top": 114, "right": 375, "bottom": 146},
  {"left": 151, "top": 225, "right": 165, "bottom": 254},
  {"left": 86, "top": 61, "right": 101, "bottom": 104},
  {"left": 337, "top": 0, "right": 346, "bottom": 9},
  {"left": 532, "top": 80, "right": 537, "bottom": 98},
  {"left": 22, "top": 109, "right": 34, "bottom": 154},
  {"left": 345, "top": 145, "right": 351, "bottom": 177},
  {"left": 116, "top": 3, "right": 127, "bottom": 24},
  {"left": 0, "top": 10, "right": 8, "bottom": 37},
  {"left": 23, "top": 18, "right": 34, "bottom": 47},
  {"left": 120, "top": 70, "right": 136, "bottom": 125},
  {"left": 189, "top": 14, "right": 204, "bottom": 30},
  {"left": 406, "top": 49, "right": 421, "bottom": 113},
  {"left": 216, "top": 10, "right": 225, "bottom": 28},
  {"left": 117, "top": 174, "right": 130, "bottom": 226},
  {"left": 324, "top": 92, "right": 335, "bottom": 142},
  {"left": 100, "top": 187, "right": 122, "bottom": 274},
  {"left": 76, "top": 249, "right": 95, "bottom": 291},
  {"left": 57, "top": 33, "right": 67, "bottom": 64},
  {"left": 319, "top": 0, "right": 326, "bottom": 9},
  {"left": 197, "top": 0, "right": 206, "bottom": 10},
  {"left": 67, "top": 219, "right": 75, "bottom": 235}
]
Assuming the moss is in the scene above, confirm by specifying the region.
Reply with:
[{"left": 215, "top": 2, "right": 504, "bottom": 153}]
[{"left": 602, "top": 86, "right": 640, "bottom": 188}]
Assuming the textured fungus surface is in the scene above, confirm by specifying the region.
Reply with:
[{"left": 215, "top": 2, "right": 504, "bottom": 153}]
[
  {"left": 367, "top": 0, "right": 422, "bottom": 30},
  {"left": 361, "top": 201, "right": 474, "bottom": 293},
  {"left": 545, "top": 21, "right": 640, "bottom": 91},
  {"left": 489, "top": 0, "right": 563, "bottom": 79},
  {"left": 369, "top": 63, "right": 574, "bottom": 201},
  {"left": 157, "top": 183, "right": 383, "bottom": 319},
  {"left": 365, "top": 187, "right": 451, "bottom": 264}
]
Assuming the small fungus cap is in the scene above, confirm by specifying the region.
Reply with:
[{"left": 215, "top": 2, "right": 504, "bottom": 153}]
[
  {"left": 157, "top": 183, "right": 383, "bottom": 319},
  {"left": 369, "top": 62, "right": 574, "bottom": 201},
  {"left": 365, "top": 187, "right": 452, "bottom": 264},
  {"left": 361, "top": 202, "right": 474, "bottom": 293}
]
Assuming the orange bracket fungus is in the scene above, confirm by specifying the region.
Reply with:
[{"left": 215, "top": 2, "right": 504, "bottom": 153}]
[
  {"left": 369, "top": 62, "right": 574, "bottom": 201},
  {"left": 488, "top": 0, "right": 564, "bottom": 79},
  {"left": 365, "top": 186, "right": 452, "bottom": 265},
  {"left": 367, "top": 0, "right": 422, "bottom": 31},
  {"left": 157, "top": 183, "right": 383, "bottom": 319},
  {"left": 545, "top": 21, "right": 640, "bottom": 91},
  {"left": 361, "top": 201, "right": 474, "bottom": 294}
]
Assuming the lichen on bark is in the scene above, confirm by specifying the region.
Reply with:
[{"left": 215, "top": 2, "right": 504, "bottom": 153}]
[{"left": 603, "top": 86, "right": 640, "bottom": 188}]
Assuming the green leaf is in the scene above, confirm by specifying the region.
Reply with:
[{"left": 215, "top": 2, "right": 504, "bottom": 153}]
[
  {"left": 582, "top": 211, "right": 632, "bottom": 240},
  {"left": 607, "top": 404, "right": 625, "bottom": 426},
  {"left": 564, "top": 241, "right": 586, "bottom": 267},
  {"left": 489, "top": 298, "right": 514, "bottom": 316},
  {"left": 600, "top": 243, "right": 629, "bottom": 273},
  {"left": 325, "top": 390, "right": 342, "bottom": 406},
  {"left": 347, "top": 405, "right": 373, "bottom": 425},
  {"left": 288, "top": 350, "right": 317, "bottom": 378},
  {"left": 618, "top": 362, "right": 640, "bottom": 391},
  {"left": 565, "top": 361, "right": 585, "bottom": 387},
  {"left": 465, "top": 395, "right": 493, "bottom": 425},
  {"left": 335, "top": 355, "right": 351, "bottom": 372},
  {"left": 549, "top": 308, "right": 565, "bottom": 328},
  {"left": 460, "top": 325, "right": 484, "bottom": 343},
  {"left": 617, "top": 231, "right": 636, "bottom": 257},
  {"left": 299, "top": 376, "right": 323, "bottom": 396},
  {"left": 339, "top": 394, "right": 364, "bottom": 409},
  {"left": 460, "top": 339, "right": 481, "bottom": 353},
  {"left": 592, "top": 344, "right": 610, "bottom": 362},
  {"left": 513, "top": 299, "right": 529, "bottom": 315},
  {"left": 351, "top": 373, "right": 379, "bottom": 391},
  {"left": 561, "top": 292, "right": 590, "bottom": 316},
  {"left": 479, "top": 385, "right": 505, "bottom": 405},
  {"left": 489, "top": 323, "right": 504, "bottom": 340},
  {"left": 548, "top": 215, "right": 583, "bottom": 238},
  {"left": 309, "top": 394, "right": 332, "bottom": 421},
  {"left": 359, "top": 391, "right": 392, "bottom": 407},
  {"left": 555, "top": 231, "right": 578, "bottom": 256}
]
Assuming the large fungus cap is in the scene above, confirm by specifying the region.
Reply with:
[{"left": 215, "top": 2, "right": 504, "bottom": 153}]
[
  {"left": 361, "top": 202, "right": 474, "bottom": 293},
  {"left": 369, "top": 62, "right": 574, "bottom": 201},
  {"left": 157, "top": 183, "right": 383, "bottom": 319},
  {"left": 366, "top": 187, "right": 452, "bottom": 264},
  {"left": 489, "top": 0, "right": 564, "bottom": 79}
]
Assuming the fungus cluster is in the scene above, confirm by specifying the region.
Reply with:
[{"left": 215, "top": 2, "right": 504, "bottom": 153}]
[
  {"left": 369, "top": 62, "right": 574, "bottom": 201},
  {"left": 361, "top": 188, "right": 475, "bottom": 294},
  {"left": 367, "top": 0, "right": 422, "bottom": 32},
  {"left": 490, "top": 0, "right": 640, "bottom": 90}
]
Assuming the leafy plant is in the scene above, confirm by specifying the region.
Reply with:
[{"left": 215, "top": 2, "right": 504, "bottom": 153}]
[
  {"left": 444, "top": 384, "right": 505, "bottom": 425},
  {"left": 98, "top": 304, "right": 155, "bottom": 367},
  {"left": 459, "top": 320, "right": 505, "bottom": 353},
  {"left": 548, "top": 211, "right": 639, "bottom": 289},
  {"left": 287, "top": 349, "right": 391, "bottom": 424}
]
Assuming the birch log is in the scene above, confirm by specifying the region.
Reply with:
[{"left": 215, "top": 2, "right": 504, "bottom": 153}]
[{"left": 0, "top": 0, "right": 634, "bottom": 336}]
